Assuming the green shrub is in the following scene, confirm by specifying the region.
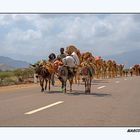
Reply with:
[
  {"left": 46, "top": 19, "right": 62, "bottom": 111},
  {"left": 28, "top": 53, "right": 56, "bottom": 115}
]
[
  {"left": 13, "top": 68, "right": 34, "bottom": 82},
  {"left": 0, "top": 67, "right": 34, "bottom": 86},
  {"left": 0, "top": 71, "right": 14, "bottom": 80},
  {"left": 1, "top": 78, "right": 17, "bottom": 86}
]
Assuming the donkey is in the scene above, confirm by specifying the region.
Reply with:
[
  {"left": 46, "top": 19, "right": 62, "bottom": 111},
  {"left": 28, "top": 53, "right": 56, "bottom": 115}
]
[
  {"left": 31, "top": 63, "right": 51, "bottom": 92},
  {"left": 57, "top": 65, "right": 76, "bottom": 93},
  {"left": 80, "top": 63, "right": 95, "bottom": 94},
  {"left": 57, "top": 51, "right": 80, "bottom": 93}
]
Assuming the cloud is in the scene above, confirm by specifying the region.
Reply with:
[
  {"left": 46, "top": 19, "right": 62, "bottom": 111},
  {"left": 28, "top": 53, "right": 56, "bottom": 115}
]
[
  {"left": 0, "top": 14, "right": 13, "bottom": 26},
  {"left": 6, "top": 28, "right": 42, "bottom": 42},
  {"left": 0, "top": 14, "right": 140, "bottom": 62}
]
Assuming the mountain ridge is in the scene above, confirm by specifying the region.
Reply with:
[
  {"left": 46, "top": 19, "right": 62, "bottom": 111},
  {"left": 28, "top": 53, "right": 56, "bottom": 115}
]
[{"left": 0, "top": 56, "right": 29, "bottom": 70}]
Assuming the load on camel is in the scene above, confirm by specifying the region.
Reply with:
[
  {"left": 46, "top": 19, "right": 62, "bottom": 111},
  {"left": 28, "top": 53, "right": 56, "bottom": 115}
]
[
  {"left": 117, "top": 64, "right": 124, "bottom": 77},
  {"left": 81, "top": 53, "right": 106, "bottom": 79},
  {"left": 130, "top": 64, "right": 140, "bottom": 76},
  {"left": 106, "top": 60, "right": 118, "bottom": 78},
  {"left": 75, "top": 51, "right": 94, "bottom": 84}
]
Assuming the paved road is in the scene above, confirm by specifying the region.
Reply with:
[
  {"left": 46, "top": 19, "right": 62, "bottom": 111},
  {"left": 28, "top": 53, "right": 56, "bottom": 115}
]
[{"left": 0, "top": 76, "right": 140, "bottom": 126}]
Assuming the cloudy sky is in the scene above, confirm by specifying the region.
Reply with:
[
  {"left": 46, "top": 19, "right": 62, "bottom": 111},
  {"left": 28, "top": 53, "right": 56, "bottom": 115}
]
[{"left": 0, "top": 14, "right": 140, "bottom": 62}]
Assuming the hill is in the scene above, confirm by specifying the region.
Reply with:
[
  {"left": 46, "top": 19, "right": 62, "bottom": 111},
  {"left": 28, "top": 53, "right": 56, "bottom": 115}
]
[
  {"left": 0, "top": 56, "right": 29, "bottom": 70},
  {"left": 0, "top": 64, "right": 14, "bottom": 71}
]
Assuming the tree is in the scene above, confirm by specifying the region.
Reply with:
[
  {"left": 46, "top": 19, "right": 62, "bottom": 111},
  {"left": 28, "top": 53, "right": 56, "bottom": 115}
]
[{"left": 13, "top": 69, "right": 24, "bottom": 82}]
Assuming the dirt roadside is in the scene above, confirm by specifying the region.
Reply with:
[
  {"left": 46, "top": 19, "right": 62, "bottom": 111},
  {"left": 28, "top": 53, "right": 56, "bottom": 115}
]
[
  {"left": 0, "top": 83, "right": 39, "bottom": 92},
  {"left": 0, "top": 80, "right": 62, "bottom": 92}
]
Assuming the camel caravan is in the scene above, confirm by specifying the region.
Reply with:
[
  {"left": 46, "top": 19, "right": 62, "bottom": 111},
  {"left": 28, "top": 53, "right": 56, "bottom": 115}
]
[
  {"left": 31, "top": 45, "right": 140, "bottom": 94},
  {"left": 129, "top": 64, "right": 140, "bottom": 76}
]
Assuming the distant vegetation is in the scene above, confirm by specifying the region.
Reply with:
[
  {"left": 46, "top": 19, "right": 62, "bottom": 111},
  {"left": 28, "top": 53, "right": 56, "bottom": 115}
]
[{"left": 0, "top": 67, "right": 34, "bottom": 86}]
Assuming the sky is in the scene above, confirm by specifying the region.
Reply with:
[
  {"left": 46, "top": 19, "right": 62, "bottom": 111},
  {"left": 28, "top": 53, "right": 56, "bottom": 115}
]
[{"left": 0, "top": 14, "right": 140, "bottom": 63}]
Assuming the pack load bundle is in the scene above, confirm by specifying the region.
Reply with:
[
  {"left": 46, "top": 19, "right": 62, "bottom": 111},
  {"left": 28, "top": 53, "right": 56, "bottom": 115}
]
[
  {"left": 65, "top": 45, "right": 78, "bottom": 55},
  {"left": 53, "top": 60, "right": 63, "bottom": 71},
  {"left": 82, "top": 52, "right": 93, "bottom": 61},
  {"left": 95, "top": 56, "right": 101, "bottom": 61},
  {"left": 80, "top": 61, "right": 94, "bottom": 76},
  {"left": 62, "top": 56, "right": 76, "bottom": 68},
  {"left": 38, "top": 60, "right": 47, "bottom": 66},
  {"left": 62, "top": 52, "right": 80, "bottom": 68},
  {"left": 71, "top": 52, "right": 80, "bottom": 65},
  {"left": 43, "top": 61, "right": 55, "bottom": 74},
  {"left": 107, "top": 60, "right": 113, "bottom": 67}
]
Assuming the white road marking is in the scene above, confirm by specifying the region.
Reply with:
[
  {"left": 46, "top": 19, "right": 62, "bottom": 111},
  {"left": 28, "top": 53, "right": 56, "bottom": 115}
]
[
  {"left": 97, "top": 86, "right": 106, "bottom": 89},
  {"left": 115, "top": 81, "right": 120, "bottom": 83},
  {"left": 25, "top": 101, "right": 64, "bottom": 115}
]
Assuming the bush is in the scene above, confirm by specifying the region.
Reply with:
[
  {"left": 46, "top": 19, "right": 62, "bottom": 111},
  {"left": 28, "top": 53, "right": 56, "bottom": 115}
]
[
  {"left": 22, "top": 68, "right": 34, "bottom": 79},
  {"left": 0, "top": 71, "right": 14, "bottom": 81},
  {"left": 13, "top": 68, "right": 34, "bottom": 82},
  {"left": 13, "top": 68, "right": 23, "bottom": 77},
  {"left": 0, "top": 71, "right": 15, "bottom": 85},
  {"left": 1, "top": 78, "right": 17, "bottom": 86},
  {"left": 0, "top": 67, "right": 34, "bottom": 86}
]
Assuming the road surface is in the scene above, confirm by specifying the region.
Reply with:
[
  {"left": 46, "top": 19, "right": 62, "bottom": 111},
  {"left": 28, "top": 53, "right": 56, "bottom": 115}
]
[{"left": 0, "top": 76, "right": 140, "bottom": 126}]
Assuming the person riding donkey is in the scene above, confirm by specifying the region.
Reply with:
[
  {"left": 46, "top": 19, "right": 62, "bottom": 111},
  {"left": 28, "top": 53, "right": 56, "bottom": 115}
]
[
  {"left": 56, "top": 45, "right": 80, "bottom": 93},
  {"left": 62, "top": 49, "right": 80, "bottom": 76},
  {"left": 46, "top": 53, "right": 56, "bottom": 86},
  {"left": 55, "top": 46, "right": 79, "bottom": 75},
  {"left": 57, "top": 48, "right": 67, "bottom": 60}
]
